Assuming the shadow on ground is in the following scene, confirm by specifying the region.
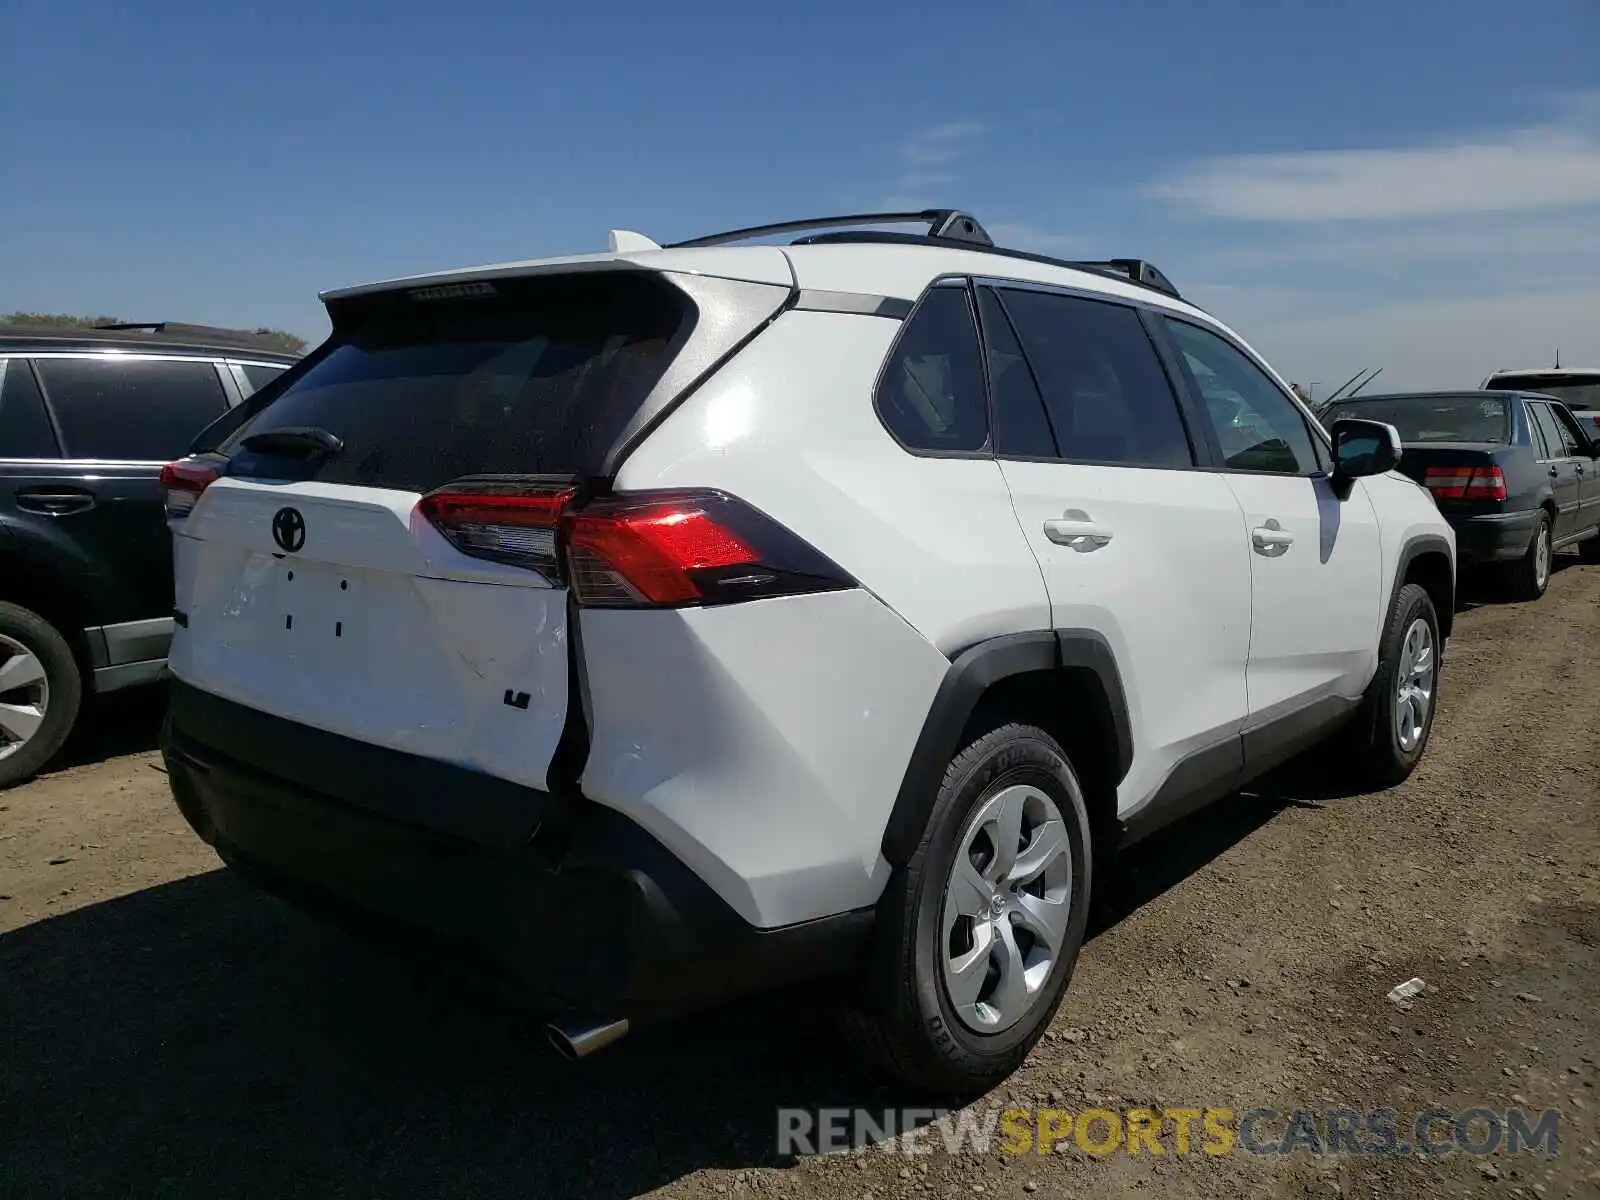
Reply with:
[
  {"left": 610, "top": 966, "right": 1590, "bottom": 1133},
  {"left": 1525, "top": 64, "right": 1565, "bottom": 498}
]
[
  {"left": 44, "top": 684, "right": 167, "bottom": 772},
  {"left": 0, "top": 772, "right": 1382, "bottom": 1199}
]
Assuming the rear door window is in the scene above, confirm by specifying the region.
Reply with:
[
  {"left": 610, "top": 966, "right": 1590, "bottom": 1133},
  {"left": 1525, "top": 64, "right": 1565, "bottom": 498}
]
[
  {"left": 995, "top": 289, "right": 1194, "bottom": 468},
  {"left": 977, "top": 287, "right": 1055, "bottom": 458},
  {"left": 227, "top": 272, "right": 693, "bottom": 492},
  {"left": 1530, "top": 404, "right": 1570, "bottom": 460},
  {"left": 1525, "top": 402, "right": 1553, "bottom": 459},
  {"left": 0, "top": 359, "right": 60, "bottom": 457},
  {"left": 33, "top": 357, "right": 229, "bottom": 460}
]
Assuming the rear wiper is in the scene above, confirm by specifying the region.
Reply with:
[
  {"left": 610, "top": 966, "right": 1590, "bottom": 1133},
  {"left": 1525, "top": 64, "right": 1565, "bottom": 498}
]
[{"left": 238, "top": 426, "right": 345, "bottom": 460}]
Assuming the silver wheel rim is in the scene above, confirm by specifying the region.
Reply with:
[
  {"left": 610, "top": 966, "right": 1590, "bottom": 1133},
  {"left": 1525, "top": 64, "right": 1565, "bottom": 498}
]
[
  {"left": 1534, "top": 527, "right": 1550, "bottom": 589},
  {"left": 940, "top": 784, "right": 1074, "bottom": 1034},
  {"left": 1394, "top": 617, "right": 1435, "bottom": 754},
  {"left": 0, "top": 633, "right": 50, "bottom": 762}
]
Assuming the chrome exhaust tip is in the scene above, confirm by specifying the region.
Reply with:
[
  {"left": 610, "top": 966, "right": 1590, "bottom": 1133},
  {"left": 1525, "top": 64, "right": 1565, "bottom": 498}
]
[{"left": 546, "top": 1016, "right": 631, "bottom": 1060}]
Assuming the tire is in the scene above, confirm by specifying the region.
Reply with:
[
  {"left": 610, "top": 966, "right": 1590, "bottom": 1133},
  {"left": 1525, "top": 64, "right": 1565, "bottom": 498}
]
[
  {"left": 839, "top": 723, "right": 1093, "bottom": 1095},
  {"left": 1505, "top": 512, "right": 1552, "bottom": 601},
  {"left": 0, "top": 601, "right": 83, "bottom": 790},
  {"left": 1343, "top": 582, "right": 1440, "bottom": 790},
  {"left": 1580, "top": 532, "right": 1600, "bottom": 564}
]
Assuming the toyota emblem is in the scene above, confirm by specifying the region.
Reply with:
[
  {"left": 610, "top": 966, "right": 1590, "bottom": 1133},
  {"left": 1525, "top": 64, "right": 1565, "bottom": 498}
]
[{"left": 271, "top": 506, "right": 306, "bottom": 553}]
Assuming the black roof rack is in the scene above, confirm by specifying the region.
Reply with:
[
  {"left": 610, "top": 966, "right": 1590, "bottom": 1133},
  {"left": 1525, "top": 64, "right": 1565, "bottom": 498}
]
[
  {"left": 1067, "top": 259, "right": 1181, "bottom": 299},
  {"left": 666, "top": 209, "right": 994, "bottom": 250},
  {"left": 665, "top": 210, "right": 1184, "bottom": 301}
]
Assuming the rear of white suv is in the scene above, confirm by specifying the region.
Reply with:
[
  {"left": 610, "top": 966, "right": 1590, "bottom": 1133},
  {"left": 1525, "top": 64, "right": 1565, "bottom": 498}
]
[
  {"left": 162, "top": 213, "right": 1455, "bottom": 1091},
  {"left": 161, "top": 254, "right": 959, "bottom": 1042}
]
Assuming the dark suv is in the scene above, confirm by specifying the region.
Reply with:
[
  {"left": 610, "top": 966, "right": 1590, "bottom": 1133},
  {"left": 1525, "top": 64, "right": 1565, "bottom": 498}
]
[{"left": 0, "top": 323, "right": 298, "bottom": 786}]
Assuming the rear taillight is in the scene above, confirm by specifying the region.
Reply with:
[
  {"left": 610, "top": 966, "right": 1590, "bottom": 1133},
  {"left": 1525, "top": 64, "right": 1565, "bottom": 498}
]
[
  {"left": 419, "top": 479, "right": 854, "bottom": 608},
  {"left": 1424, "top": 464, "right": 1507, "bottom": 501},
  {"left": 160, "top": 455, "right": 225, "bottom": 519},
  {"left": 418, "top": 477, "right": 577, "bottom": 582}
]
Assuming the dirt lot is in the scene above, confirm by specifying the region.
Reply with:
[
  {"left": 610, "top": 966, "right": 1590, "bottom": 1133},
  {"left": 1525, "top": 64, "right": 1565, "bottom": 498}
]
[{"left": 3, "top": 560, "right": 1597, "bottom": 1200}]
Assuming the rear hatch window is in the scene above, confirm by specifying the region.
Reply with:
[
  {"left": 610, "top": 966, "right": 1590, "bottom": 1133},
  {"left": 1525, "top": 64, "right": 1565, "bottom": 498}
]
[
  {"left": 1484, "top": 373, "right": 1600, "bottom": 411},
  {"left": 224, "top": 272, "right": 695, "bottom": 492}
]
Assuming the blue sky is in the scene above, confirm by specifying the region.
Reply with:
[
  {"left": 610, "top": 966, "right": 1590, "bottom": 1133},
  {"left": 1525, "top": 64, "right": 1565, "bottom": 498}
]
[{"left": 3, "top": 0, "right": 1598, "bottom": 392}]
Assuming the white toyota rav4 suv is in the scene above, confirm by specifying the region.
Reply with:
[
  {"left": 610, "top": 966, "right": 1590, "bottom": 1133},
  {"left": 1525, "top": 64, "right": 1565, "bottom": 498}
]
[{"left": 160, "top": 211, "right": 1454, "bottom": 1092}]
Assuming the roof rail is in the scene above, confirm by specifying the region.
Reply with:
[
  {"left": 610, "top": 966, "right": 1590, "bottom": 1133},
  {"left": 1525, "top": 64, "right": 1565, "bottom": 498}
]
[
  {"left": 665, "top": 210, "right": 1185, "bottom": 301},
  {"left": 789, "top": 231, "right": 1186, "bottom": 301},
  {"left": 1061, "top": 259, "right": 1181, "bottom": 300},
  {"left": 666, "top": 209, "right": 993, "bottom": 250}
]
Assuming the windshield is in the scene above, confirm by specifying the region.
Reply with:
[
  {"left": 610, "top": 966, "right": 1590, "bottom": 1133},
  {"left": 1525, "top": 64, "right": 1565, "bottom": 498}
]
[
  {"left": 1484, "top": 374, "right": 1600, "bottom": 410},
  {"left": 1323, "top": 395, "right": 1511, "bottom": 444}
]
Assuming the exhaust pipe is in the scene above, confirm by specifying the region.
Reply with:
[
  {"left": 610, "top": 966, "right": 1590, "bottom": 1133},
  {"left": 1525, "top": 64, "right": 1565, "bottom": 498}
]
[{"left": 546, "top": 1016, "right": 631, "bottom": 1060}]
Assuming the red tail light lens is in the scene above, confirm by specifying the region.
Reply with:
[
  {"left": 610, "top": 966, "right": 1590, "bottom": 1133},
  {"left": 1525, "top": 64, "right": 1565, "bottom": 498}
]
[
  {"left": 421, "top": 481, "right": 854, "bottom": 607},
  {"left": 418, "top": 477, "right": 577, "bottom": 580},
  {"left": 564, "top": 489, "right": 854, "bottom": 609},
  {"left": 160, "top": 455, "right": 225, "bottom": 519},
  {"left": 1425, "top": 464, "right": 1506, "bottom": 501}
]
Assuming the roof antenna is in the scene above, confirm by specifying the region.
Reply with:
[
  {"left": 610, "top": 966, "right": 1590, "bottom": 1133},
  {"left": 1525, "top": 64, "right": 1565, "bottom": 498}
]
[
  {"left": 1345, "top": 366, "right": 1384, "bottom": 399},
  {"left": 1555, "top": 347, "right": 1560, "bottom": 369}
]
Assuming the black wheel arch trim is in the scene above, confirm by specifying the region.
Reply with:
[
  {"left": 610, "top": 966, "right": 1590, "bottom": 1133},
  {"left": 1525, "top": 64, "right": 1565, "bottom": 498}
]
[
  {"left": 880, "top": 629, "right": 1133, "bottom": 866},
  {"left": 1389, "top": 533, "right": 1455, "bottom": 639}
]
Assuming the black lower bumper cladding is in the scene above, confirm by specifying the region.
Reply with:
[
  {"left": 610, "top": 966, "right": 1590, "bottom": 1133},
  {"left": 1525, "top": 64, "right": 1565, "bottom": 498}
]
[{"left": 162, "top": 680, "right": 870, "bottom": 1018}]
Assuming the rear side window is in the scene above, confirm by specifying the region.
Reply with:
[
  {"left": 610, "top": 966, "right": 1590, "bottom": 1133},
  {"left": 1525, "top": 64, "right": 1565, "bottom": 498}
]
[
  {"left": 875, "top": 285, "right": 988, "bottom": 454},
  {"left": 0, "top": 359, "right": 60, "bottom": 457},
  {"left": 33, "top": 357, "right": 228, "bottom": 461},
  {"left": 996, "top": 289, "right": 1194, "bottom": 468},
  {"left": 228, "top": 272, "right": 692, "bottom": 492}
]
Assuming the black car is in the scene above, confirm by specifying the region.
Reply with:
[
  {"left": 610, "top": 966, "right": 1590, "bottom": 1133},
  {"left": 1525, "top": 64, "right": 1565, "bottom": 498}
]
[
  {"left": 0, "top": 323, "right": 298, "bottom": 786},
  {"left": 1321, "top": 390, "right": 1600, "bottom": 600}
]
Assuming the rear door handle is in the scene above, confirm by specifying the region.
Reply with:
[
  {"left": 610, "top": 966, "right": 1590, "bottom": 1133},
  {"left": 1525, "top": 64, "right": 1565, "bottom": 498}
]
[
  {"left": 1043, "top": 515, "right": 1113, "bottom": 552},
  {"left": 1251, "top": 520, "right": 1294, "bottom": 556},
  {"left": 14, "top": 488, "right": 96, "bottom": 515}
]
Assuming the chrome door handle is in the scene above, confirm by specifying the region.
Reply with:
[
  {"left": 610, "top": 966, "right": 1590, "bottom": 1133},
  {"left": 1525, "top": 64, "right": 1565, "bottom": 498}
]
[
  {"left": 1043, "top": 516, "right": 1113, "bottom": 552},
  {"left": 1251, "top": 520, "right": 1294, "bottom": 556}
]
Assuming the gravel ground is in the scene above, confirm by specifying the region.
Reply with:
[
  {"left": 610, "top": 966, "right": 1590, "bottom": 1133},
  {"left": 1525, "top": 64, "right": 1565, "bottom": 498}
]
[{"left": 2, "top": 559, "right": 1597, "bottom": 1199}]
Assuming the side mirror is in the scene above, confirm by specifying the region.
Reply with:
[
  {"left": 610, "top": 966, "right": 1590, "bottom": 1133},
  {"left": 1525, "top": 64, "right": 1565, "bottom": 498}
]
[{"left": 1329, "top": 418, "right": 1402, "bottom": 495}]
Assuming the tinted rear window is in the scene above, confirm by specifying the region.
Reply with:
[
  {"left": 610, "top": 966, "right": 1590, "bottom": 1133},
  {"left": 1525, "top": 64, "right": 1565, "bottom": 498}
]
[
  {"left": 1484, "top": 374, "right": 1600, "bottom": 410},
  {"left": 1323, "top": 395, "right": 1511, "bottom": 444},
  {"left": 226, "top": 273, "right": 693, "bottom": 492}
]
